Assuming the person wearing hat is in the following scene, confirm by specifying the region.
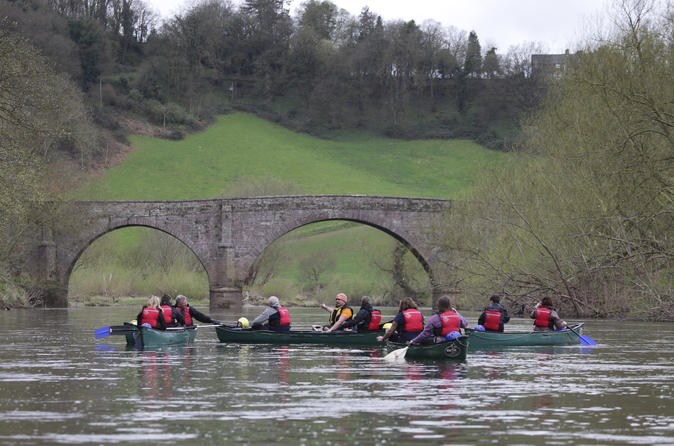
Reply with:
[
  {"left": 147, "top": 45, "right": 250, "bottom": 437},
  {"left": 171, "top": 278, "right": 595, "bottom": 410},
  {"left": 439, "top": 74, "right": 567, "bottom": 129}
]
[
  {"left": 251, "top": 296, "right": 291, "bottom": 332},
  {"left": 320, "top": 293, "right": 353, "bottom": 332},
  {"left": 173, "top": 294, "right": 221, "bottom": 326}
]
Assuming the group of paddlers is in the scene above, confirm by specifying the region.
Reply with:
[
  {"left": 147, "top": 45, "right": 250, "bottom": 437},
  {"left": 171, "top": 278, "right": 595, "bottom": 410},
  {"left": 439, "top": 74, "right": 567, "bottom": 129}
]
[
  {"left": 136, "top": 294, "right": 221, "bottom": 330},
  {"left": 245, "top": 292, "right": 568, "bottom": 344}
]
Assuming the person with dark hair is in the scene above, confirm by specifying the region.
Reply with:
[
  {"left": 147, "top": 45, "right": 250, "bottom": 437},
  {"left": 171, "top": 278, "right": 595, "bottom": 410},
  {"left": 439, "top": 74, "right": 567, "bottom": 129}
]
[
  {"left": 377, "top": 297, "right": 424, "bottom": 343},
  {"left": 477, "top": 294, "right": 510, "bottom": 332},
  {"left": 319, "top": 293, "right": 353, "bottom": 331},
  {"left": 340, "top": 296, "right": 381, "bottom": 333},
  {"left": 409, "top": 295, "right": 467, "bottom": 344},
  {"left": 159, "top": 294, "right": 185, "bottom": 327},
  {"left": 251, "top": 296, "right": 291, "bottom": 332},
  {"left": 530, "top": 296, "right": 567, "bottom": 332},
  {"left": 173, "top": 295, "right": 221, "bottom": 326}
]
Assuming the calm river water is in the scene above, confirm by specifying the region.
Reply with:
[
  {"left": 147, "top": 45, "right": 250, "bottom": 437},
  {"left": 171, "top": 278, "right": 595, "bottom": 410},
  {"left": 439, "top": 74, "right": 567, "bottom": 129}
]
[{"left": 0, "top": 306, "right": 672, "bottom": 445}]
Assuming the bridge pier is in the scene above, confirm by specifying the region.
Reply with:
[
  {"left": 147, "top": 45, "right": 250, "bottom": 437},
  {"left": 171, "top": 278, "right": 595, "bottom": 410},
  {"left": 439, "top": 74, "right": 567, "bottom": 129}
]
[{"left": 209, "top": 286, "right": 243, "bottom": 309}]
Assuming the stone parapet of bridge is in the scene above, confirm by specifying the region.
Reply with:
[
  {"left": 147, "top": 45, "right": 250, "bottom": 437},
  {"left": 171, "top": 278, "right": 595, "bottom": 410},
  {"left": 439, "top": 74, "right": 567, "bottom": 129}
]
[{"left": 27, "top": 195, "right": 452, "bottom": 307}]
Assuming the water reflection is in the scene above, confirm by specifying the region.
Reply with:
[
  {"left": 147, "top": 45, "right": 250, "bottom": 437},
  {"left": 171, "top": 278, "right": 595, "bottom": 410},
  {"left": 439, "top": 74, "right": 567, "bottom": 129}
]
[{"left": 0, "top": 308, "right": 672, "bottom": 445}]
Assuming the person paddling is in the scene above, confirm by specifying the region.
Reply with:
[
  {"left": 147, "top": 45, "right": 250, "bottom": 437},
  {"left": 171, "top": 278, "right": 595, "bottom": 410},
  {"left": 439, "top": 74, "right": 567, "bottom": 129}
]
[
  {"left": 409, "top": 295, "right": 467, "bottom": 344},
  {"left": 530, "top": 296, "right": 567, "bottom": 332},
  {"left": 377, "top": 297, "right": 424, "bottom": 343},
  {"left": 320, "top": 293, "right": 353, "bottom": 331},
  {"left": 173, "top": 294, "right": 221, "bottom": 327},
  {"left": 340, "top": 296, "right": 381, "bottom": 333},
  {"left": 477, "top": 294, "right": 510, "bottom": 332},
  {"left": 136, "top": 295, "right": 167, "bottom": 330},
  {"left": 251, "top": 296, "right": 291, "bottom": 332}
]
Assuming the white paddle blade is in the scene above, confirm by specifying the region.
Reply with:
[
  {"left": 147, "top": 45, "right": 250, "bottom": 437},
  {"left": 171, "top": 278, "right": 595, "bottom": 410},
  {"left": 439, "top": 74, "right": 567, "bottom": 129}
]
[{"left": 384, "top": 346, "right": 408, "bottom": 362}]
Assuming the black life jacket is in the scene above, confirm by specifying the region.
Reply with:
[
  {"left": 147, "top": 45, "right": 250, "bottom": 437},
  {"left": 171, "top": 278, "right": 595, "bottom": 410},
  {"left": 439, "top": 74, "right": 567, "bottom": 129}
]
[{"left": 329, "top": 305, "right": 353, "bottom": 325}]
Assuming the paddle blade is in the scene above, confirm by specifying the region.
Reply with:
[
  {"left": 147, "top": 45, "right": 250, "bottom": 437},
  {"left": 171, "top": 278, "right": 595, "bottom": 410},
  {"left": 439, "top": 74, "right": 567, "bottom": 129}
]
[
  {"left": 94, "top": 327, "right": 111, "bottom": 338},
  {"left": 579, "top": 335, "right": 597, "bottom": 346},
  {"left": 384, "top": 346, "right": 408, "bottom": 362}
]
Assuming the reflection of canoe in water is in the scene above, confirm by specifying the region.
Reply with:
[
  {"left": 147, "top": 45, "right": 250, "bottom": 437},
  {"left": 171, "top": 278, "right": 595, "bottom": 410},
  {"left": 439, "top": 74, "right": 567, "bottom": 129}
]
[
  {"left": 126, "top": 326, "right": 198, "bottom": 348},
  {"left": 465, "top": 323, "right": 584, "bottom": 350},
  {"left": 386, "top": 337, "right": 469, "bottom": 361},
  {"left": 215, "top": 326, "right": 383, "bottom": 346}
]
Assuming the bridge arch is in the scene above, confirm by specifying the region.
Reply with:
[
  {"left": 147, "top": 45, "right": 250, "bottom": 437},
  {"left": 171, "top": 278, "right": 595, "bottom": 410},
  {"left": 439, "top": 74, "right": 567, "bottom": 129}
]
[
  {"left": 245, "top": 215, "right": 436, "bottom": 288},
  {"left": 65, "top": 223, "right": 210, "bottom": 281}
]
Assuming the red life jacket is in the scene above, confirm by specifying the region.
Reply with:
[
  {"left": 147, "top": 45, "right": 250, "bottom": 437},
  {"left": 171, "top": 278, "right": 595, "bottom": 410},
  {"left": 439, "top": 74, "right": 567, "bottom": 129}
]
[
  {"left": 177, "top": 306, "right": 192, "bottom": 325},
  {"left": 141, "top": 307, "right": 160, "bottom": 328},
  {"left": 402, "top": 309, "right": 423, "bottom": 332},
  {"left": 368, "top": 310, "right": 381, "bottom": 330},
  {"left": 277, "top": 307, "right": 290, "bottom": 326},
  {"left": 483, "top": 310, "right": 502, "bottom": 331},
  {"left": 535, "top": 307, "right": 552, "bottom": 328},
  {"left": 160, "top": 305, "right": 173, "bottom": 324},
  {"left": 439, "top": 310, "right": 461, "bottom": 336}
]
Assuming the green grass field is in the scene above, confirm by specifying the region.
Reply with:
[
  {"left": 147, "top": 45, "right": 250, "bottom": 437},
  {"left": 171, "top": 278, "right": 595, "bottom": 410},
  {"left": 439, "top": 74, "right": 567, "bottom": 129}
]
[
  {"left": 70, "top": 112, "right": 509, "bottom": 304},
  {"left": 74, "top": 112, "right": 506, "bottom": 200}
]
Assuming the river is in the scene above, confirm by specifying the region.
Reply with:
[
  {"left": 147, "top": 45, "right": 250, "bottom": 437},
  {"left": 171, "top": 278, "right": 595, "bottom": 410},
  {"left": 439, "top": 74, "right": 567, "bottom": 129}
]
[{"left": 0, "top": 306, "right": 672, "bottom": 445}]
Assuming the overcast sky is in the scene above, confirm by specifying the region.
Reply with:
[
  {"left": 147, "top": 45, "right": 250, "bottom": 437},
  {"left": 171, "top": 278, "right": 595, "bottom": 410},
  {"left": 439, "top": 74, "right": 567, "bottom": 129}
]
[{"left": 147, "top": 0, "right": 610, "bottom": 53}]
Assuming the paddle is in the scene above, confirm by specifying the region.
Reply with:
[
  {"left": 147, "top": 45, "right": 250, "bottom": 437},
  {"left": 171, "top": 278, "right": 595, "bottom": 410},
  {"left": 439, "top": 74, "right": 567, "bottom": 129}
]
[
  {"left": 384, "top": 346, "right": 408, "bottom": 361},
  {"left": 94, "top": 325, "right": 138, "bottom": 338},
  {"left": 567, "top": 325, "right": 597, "bottom": 346}
]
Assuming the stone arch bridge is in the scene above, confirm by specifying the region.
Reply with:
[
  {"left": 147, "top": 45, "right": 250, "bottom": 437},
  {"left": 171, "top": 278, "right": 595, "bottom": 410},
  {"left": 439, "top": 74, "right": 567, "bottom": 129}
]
[{"left": 28, "top": 195, "right": 453, "bottom": 307}]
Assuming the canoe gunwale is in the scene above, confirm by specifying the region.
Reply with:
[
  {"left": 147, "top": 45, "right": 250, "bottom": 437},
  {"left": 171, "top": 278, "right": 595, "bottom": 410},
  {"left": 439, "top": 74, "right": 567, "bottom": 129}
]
[
  {"left": 215, "top": 326, "right": 384, "bottom": 345},
  {"left": 465, "top": 323, "right": 584, "bottom": 348}
]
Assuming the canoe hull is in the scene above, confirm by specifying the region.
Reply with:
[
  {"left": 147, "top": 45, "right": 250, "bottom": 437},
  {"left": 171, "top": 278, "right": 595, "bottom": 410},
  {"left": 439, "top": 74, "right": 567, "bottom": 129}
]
[
  {"left": 386, "top": 337, "right": 469, "bottom": 361},
  {"left": 466, "top": 323, "right": 583, "bottom": 350},
  {"left": 215, "top": 326, "right": 383, "bottom": 346},
  {"left": 126, "top": 326, "right": 198, "bottom": 347}
]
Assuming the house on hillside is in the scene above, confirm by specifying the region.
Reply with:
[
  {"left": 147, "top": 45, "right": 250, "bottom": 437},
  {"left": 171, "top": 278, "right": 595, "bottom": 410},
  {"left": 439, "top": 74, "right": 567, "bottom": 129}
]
[{"left": 531, "top": 50, "right": 575, "bottom": 79}]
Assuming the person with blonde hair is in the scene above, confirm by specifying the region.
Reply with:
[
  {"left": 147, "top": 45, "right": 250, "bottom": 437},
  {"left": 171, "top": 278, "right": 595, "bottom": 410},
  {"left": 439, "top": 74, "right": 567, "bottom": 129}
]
[
  {"left": 377, "top": 297, "right": 424, "bottom": 343},
  {"left": 136, "top": 295, "right": 167, "bottom": 330}
]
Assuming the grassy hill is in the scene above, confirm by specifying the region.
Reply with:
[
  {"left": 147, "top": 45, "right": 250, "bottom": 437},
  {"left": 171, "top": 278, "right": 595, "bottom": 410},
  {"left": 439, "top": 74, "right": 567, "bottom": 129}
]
[
  {"left": 69, "top": 112, "right": 509, "bottom": 305},
  {"left": 74, "top": 112, "right": 506, "bottom": 200}
]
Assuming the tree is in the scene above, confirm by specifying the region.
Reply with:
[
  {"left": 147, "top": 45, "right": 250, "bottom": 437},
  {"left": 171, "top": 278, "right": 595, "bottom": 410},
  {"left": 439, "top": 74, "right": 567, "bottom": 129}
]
[
  {"left": 463, "top": 30, "right": 482, "bottom": 77},
  {"left": 0, "top": 26, "right": 92, "bottom": 300},
  {"left": 482, "top": 47, "right": 500, "bottom": 78},
  {"left": 436, "top": 0, "right": 673, "bottom": 319}
]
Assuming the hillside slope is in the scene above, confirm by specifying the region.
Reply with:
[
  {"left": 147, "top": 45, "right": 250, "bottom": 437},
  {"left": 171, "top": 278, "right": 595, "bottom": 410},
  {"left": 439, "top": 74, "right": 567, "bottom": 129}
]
[{"left": 74, "top": 112, "right": 507, "bottom": 200}]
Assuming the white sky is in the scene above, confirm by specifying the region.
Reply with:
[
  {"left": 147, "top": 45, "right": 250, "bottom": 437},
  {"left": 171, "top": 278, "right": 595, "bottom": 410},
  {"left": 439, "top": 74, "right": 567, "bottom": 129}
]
[{"left": 147, "top": 0, "right": 610, "bottom": 53}]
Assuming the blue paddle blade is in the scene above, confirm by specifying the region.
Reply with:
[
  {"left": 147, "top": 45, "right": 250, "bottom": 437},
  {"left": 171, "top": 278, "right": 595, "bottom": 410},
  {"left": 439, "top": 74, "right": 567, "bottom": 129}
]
[
  {"left": 94, "top": 327, "right": 111, "bottom": 339},
  {"left": 579, "top": 335, "right": 597, "bottom": 346}
]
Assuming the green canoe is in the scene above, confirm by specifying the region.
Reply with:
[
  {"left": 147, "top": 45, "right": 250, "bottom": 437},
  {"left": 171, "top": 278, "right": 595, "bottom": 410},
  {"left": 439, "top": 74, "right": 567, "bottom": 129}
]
[
  {"left": 215, "top": 326, "right": 383, "bottom": 346},
  {"left": 386, "top": 337, "right": 469, "bottom": 361},
  {"left": 126, "top": 326, "right": 198, "bottom": 348},
  {"left": 465, "top": 323, "right": 584, "bottom": 350}
]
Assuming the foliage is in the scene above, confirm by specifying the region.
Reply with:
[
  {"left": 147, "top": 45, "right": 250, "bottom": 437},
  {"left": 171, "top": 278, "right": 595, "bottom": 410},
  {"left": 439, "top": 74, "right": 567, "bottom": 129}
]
[
  {"left": 0, "top": 24, "right": 95, "bottom": 301},
  {"left": 434, "top": 0, "right": 673, "bottom": 320},
  {"left": 0, "top": 0, "right": 545, "bottom": 149}
]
